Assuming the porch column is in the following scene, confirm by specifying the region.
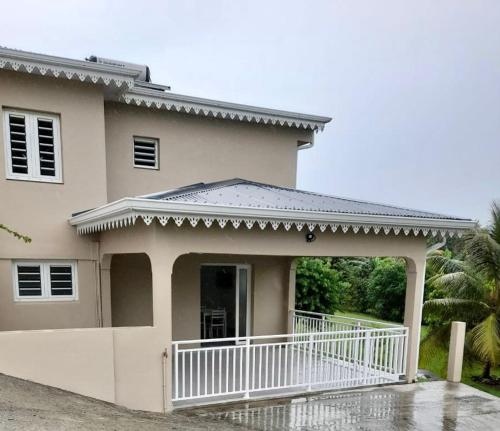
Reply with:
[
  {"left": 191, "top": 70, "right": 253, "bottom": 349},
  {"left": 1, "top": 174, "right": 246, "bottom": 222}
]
[
  {"left": 99, "top": 256, "right": 112, "bottom": 327},
  {"left": 403, "top": 257, "right": 426, "bottom": 382},
  {"left": 287, "top": 258, "right": 298, "bottom": 333},
  {"left": 149, "top": 248, "right": 176, "bottom": 412}
]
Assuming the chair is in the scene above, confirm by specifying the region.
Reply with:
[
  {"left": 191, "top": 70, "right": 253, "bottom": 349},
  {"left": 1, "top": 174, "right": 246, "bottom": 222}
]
[{"left": 209, "top": 308, "right": 227, "bottom": 338}]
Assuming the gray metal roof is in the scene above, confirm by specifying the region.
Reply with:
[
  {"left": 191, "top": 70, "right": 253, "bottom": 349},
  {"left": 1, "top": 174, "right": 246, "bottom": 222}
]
[{"left": 141, "top": 179, "right": 469, "bottom": 221}]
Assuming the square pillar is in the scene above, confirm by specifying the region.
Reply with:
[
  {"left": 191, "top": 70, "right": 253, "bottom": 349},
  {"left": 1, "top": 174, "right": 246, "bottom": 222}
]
[
  {"left": 403, "top": 258, "right": 426, "bottom": 382},
  {"left": 287, "top": 258, "right": 298, "bottom": 333},
  {"left": 149, "top": 250, "right": 175, "bottom": 412}
]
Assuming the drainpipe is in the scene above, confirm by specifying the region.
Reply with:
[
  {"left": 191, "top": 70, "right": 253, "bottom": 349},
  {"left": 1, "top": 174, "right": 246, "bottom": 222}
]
[
  {"left": 162, "top": 348, "right": 168, "bottom": 413},
  {"left": 426, "top": 238, "right": 446, "bottom": 255}
]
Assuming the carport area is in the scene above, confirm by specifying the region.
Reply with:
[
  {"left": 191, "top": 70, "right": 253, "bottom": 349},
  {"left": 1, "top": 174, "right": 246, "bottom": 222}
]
[{"left": 1, "top": 374, "right": 499, "bottom": 431}]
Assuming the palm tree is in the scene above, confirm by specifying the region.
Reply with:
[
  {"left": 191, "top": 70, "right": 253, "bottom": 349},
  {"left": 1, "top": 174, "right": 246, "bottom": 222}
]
[{"left": 424, "top": 202, "right": 500, "bottom": 380}]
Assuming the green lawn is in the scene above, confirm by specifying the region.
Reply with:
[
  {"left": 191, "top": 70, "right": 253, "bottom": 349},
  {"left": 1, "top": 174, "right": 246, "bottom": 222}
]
[{"left": 336, "top": 311, "right": 499, "bottom": 397}]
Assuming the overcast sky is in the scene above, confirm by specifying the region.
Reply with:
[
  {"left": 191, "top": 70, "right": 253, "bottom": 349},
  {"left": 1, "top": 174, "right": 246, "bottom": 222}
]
[{"left": 1, "top": 0, "right": 498, "bottom": 224}]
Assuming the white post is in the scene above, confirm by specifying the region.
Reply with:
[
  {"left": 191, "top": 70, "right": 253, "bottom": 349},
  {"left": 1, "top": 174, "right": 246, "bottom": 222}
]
[
  {"left": 447, "top": 321, "right": 466, "bottom": 383},
  {"left": 307, "top": 334, "right": 314, "bottom": 391},
  {"left": 244, "top": 338, "right": 251, "bottom": 398},
  {"left": 403, "top": 258, "right": 426, "bottom": 383},
  {"left": 363, "top": 331, "right": 371, "bottom": 384}
]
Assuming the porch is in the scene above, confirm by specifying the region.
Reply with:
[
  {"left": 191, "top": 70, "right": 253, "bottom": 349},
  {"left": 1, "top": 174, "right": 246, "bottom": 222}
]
[{"left": 173, "top": 310, "right": 408, "bottom": 407}]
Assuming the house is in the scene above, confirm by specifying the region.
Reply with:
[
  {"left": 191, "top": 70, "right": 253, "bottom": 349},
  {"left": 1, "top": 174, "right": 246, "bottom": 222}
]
[{"left": 0, "top": 46, "right": 475, "bottom": 413}]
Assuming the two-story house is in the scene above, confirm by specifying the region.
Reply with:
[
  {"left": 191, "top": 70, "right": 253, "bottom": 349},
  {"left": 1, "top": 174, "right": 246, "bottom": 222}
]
[{"left": 0, "top": 47, "right": 474, "bottom": 412}]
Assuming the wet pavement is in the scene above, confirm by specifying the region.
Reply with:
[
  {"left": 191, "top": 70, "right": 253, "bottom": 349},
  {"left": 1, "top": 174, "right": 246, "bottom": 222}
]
[
  {"left": 0, "top": 373, "right": 499, "bottom": 430},
  {"left": 192, "top": 381, "right": 500, "bottom": 430}
]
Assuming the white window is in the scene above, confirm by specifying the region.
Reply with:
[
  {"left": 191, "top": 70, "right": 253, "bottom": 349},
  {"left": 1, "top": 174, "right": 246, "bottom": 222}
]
[
  {"left": 13, "top": 261, "right": 77, "bottom": 301},
  {"left": 3, "top": 109, "right": 62, "bottom": 183},
  {"left": 133, "top": 136, "right": 159, "bottom": 169}
]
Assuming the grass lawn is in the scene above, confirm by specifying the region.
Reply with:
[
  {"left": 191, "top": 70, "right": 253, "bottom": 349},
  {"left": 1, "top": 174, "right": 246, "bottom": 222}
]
[{"left": 336, "top": 310, "right": 500, "bottom": 397}]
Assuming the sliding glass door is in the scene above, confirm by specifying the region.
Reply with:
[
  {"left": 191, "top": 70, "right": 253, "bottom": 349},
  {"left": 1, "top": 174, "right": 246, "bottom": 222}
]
[{"left": 200, "top": 264, "right": 251, "bottom": 343}]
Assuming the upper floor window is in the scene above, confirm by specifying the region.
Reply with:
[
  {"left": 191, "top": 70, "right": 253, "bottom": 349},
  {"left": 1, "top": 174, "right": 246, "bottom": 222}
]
[
  {"left": 3, "top": 109, "right": 62, "bottom": 183},
  {"left": 133, "top": 136, "right": 159, "bottom": 169},
  {"left": 13, "top": 261, "right": 78, "bottom": 302}
]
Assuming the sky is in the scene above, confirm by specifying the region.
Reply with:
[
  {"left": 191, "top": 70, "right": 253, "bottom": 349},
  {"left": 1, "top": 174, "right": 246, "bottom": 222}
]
[{"left": 1, "top": 0, "right": 498, "bottom": 224}]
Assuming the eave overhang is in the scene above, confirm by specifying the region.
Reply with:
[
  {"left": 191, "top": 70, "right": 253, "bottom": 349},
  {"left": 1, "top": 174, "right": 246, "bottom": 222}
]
[
  {"left": 69, "top": 197, "right": 476, "bottom": 238},
  {"left": 0, "top": 47, "right": 138, "bottom": 89},
  {"left": 120, "top": 87, "right": 332, "bottom": 132}
]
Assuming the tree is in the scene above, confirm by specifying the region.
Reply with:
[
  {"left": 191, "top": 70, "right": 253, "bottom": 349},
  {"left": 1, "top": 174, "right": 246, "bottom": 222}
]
[
  {"left": 295, "top": 257, "right": 349, "bottom": 314},
  {"left": 424, "top": 202, "right": 500, "bottom": 380},
  {"left": 331, "top": 257, "right": 374, "bottom": 312},
  {"left": 365, "top": 257, "right": 407, "bottom": 322},
  {"left": 0, "top": 224, "right": 31, "bottom": 243}
]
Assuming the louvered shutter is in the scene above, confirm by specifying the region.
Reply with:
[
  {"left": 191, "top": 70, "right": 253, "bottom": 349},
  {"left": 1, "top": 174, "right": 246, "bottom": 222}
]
[
  {"left": 49, "top": 265, "right": 73, "bottom": 296},
  {"left": 8, "top": 114, "right": 29, "bottom": 175},
  {"left": 134, "top": 137, "right": 158, "bottom": 168},
  {"left": 16, "top": 265, "right": 42, "bottom": 297},
  {"left": 37, "top": 117, "right": 56, "bottom": 177}
]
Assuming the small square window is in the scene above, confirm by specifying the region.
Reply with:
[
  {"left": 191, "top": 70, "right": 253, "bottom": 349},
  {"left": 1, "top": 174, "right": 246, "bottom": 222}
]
[
  {"left": 13, "top": 261, "right": 77, "bottom": 302},
  {"left": 133, "top": 137, "right": 159, "bottom": 169}
]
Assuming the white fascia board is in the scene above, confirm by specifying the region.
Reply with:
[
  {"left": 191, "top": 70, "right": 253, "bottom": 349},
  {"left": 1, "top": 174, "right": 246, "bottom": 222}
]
[
  {"left": 0, "top": 47, "right": 138, "bottom": 88},
  {"left": 69, "top": 197, "right": 476, "bottom": 232},
  {"left": 121, "top": 87, "right": 332, "bottom": 131}
]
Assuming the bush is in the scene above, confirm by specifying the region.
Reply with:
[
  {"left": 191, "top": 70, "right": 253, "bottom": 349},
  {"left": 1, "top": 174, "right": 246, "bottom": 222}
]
[
  {"left": 366, "top": 257, "right": 407, "bottom": 322},
  {"left": 295, "top": 257, "right": 349, "bottom": 314}
]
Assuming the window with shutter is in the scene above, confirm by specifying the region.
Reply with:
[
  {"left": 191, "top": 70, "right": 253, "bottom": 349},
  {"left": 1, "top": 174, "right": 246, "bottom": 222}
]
[
  {"left": 8, "top": 114, "right": 29, "bottom": 175},
  {"left": 13, "top": 261, "right": 77, "bottom": 301},
  {"left": 16, "top": 265, "right": 42, "bottom": 297},
  {"left": 49, "top": 265, "right": 73, "bottom": 296},
  {"left": 133, "top": 137, "right": 159, "bottom": 169},
  {"left": 3, "top": 110, "right": 62, "bottom": 182},
  {"left": 37, "top": 118, "right": 56, "bottom": 177}
]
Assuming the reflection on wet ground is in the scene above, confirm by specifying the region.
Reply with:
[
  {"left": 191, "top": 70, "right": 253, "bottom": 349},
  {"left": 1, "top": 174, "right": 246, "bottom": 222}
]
[{"left": 191, "top": 381, "right": 500, "bottom": 430}]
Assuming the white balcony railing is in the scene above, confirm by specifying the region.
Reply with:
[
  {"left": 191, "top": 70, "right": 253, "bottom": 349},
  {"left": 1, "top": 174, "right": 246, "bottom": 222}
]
[{"left": 172, "top": 310, "right": 408, "bottom": 405}]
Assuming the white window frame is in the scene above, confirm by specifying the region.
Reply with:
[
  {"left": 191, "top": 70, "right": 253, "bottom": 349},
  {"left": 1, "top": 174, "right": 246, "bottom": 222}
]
[
  {"left": 12, "top": 261, "right": 78, "bottom": 302},
  {"left": 3, "top": 109, "right": 63, "bottom": 183},
  {"left": 133, "top": 136, "right": 159, "bottom": 170}
]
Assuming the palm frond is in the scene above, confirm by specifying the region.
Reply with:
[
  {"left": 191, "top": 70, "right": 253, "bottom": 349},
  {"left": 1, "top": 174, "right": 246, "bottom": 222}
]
[
  {"left": 423, "top": 298, "right": 491, "bottom": 324},
  {"left": 427, "top": 252, "right": 466, "bottom": 274},
  {"left": 465, "top": 231, "right": 500, "bottom": 281},
  {"left": 490, "top": 201, "right": 500, "bottom": 245},
  {"left": 429, "top": 271, "right": 485, "bottom": 301},
  {"left": 469, "top": 313, "right": 500, "bottom": 366}
]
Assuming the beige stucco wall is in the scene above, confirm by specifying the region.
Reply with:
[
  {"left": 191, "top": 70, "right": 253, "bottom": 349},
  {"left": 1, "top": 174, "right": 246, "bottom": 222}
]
[
  {"left": 110, "top": 253, "right": 153, "bottom": 327},
  {"left": 0, "top": 327, "right": 115, "bottom": 402},
  {"left": 104, "top": 102, "right": 312, "bottom": 201},
  {"left": 0, "top": 259, "right": 99, "bottom": 330},
  {"left": 0, "top": 70, "right": 108, "bottom": 331},
  {"left": 0, "top": 71, "right": 107, "bottom": 259},
  {"left": 172, "top": 254, "right": 289, "bottom": 341}
]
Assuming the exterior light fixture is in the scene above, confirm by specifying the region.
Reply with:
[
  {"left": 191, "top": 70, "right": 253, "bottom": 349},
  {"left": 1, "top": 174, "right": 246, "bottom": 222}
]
[{"left": 305, "top": 232, "right": 316, "bottom": 243}]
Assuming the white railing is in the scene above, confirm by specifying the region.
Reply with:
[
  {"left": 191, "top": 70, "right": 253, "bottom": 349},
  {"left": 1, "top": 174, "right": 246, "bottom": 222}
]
[
  {"left": 172, "top": 313, "right": 407, "bottom": 404},
  {"left": 292, "top": 309, "right": 403, "bottom": 334}
]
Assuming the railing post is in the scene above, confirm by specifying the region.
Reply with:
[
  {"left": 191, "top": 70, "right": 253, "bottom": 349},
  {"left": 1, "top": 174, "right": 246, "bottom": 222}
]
[
  {"left": 307, "top": 333, "right": 314, "bottom": 391},
  {"left": 363, "top": 331, "right": 371, "bottom": 384},
  {"left": 244, "top": 337, "right": 251, "bottom": 399},
  {"left": 173, "top": 343, "right": 178, "bottom": 401}
]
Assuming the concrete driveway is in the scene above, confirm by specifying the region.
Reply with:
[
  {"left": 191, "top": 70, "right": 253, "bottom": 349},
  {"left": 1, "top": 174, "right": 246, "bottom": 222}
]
[{"left": 1, "top": 373, "right": 499, "bottom": 430}]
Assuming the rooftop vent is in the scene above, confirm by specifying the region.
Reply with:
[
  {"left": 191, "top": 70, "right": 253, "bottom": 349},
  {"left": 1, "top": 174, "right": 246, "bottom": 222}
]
[{"left": 86, "top": 55, "right": 151, "bottom": 82}]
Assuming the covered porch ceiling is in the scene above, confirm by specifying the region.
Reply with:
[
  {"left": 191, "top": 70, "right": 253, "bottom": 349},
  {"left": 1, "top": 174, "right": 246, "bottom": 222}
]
[{"left": 69, "top": 179, "right": 475, "bottom": 237}]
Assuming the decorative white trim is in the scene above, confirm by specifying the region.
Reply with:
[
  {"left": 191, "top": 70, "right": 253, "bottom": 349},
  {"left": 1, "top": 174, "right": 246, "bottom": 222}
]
[
  {"left": 69, "top": 197, "right": 475, "bottom": 238},
  {"left": 0, "top": 47, "right": 136, "bottom": 89},
  {"left": 121, "top": 87, "right": 331, "bottom": 132}
]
